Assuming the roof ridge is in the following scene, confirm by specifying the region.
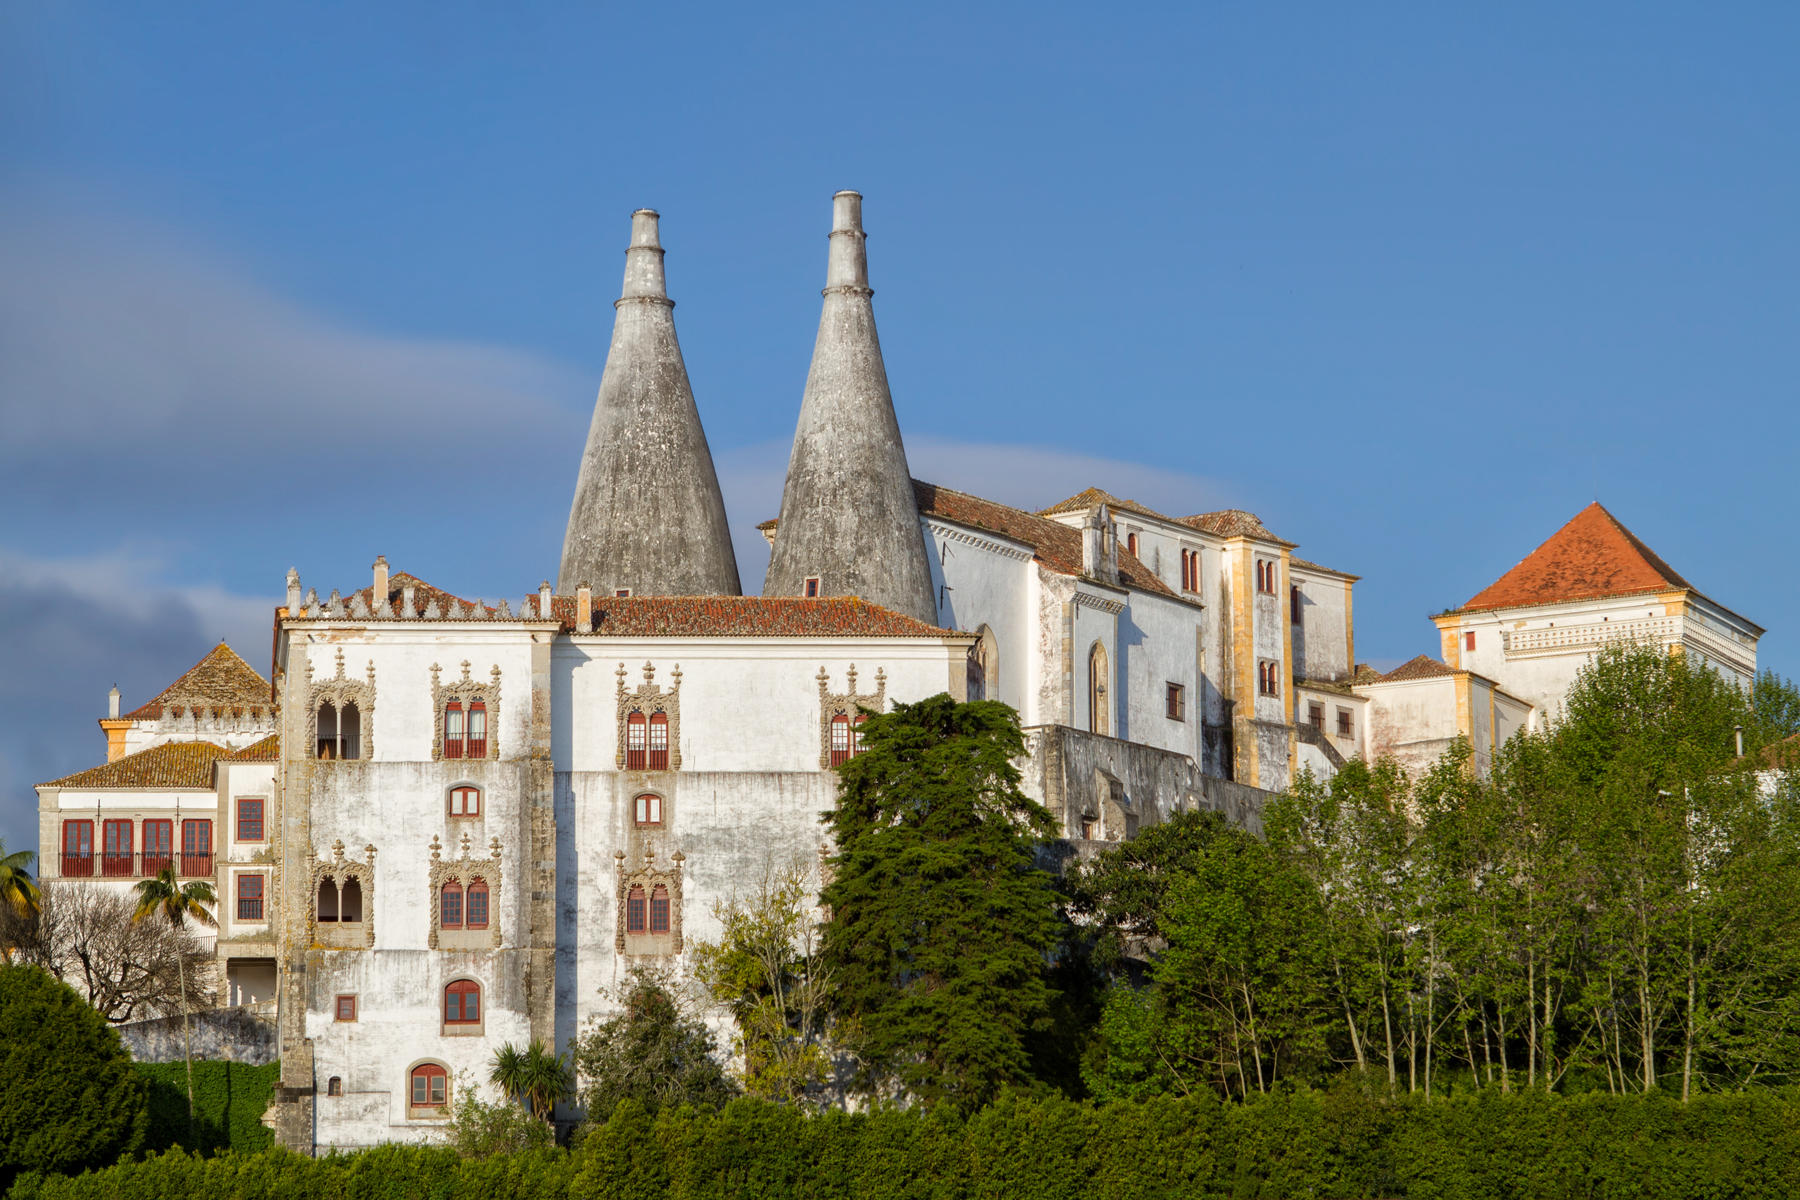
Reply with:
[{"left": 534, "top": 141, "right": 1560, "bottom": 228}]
[
  {"left": 1456, "top": 502, "right": 1696, "bottom": 614},
  {"left": 42, "top": 739, "right": 231, "bottom": 789}
]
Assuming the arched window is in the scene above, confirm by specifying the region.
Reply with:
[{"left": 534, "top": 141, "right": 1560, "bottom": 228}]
[
  {"left": 647, "top": 712, "right": 669, "bottom": 770},
  {"left": 1088, "top": 642, "right": 1110, "bottom": 736},
  {"left": 410, "top": 1063, "right": 448, "bottom": 1108},
  {"left": 444, "top": 980, "right": 481, "bottom": 1025},
  {"left": 449, "top": 785, "right": 481, "bottom": 817},
  {"left": 443, "top": 701, "right": 464, "bottom": 759},
  {"left": 626, "top": 712, "right": 647, "bottom": 770},
  {"left": 829, "top": 714, "right": 851, "bottom": 766},
  {"left": 316, "top": 878, "right": 339, "bottom": 923},
  {"left": 316, "top": 701, "right": 339, "bottom": 760},
  {"left": 339, "top": 702, "right": 362, "bottom": 759},
  {"left": 649, "top": 884, "right": 670, "bottom": 934},
  {"left": 626, "top": 885, "right": 647, "bottom": 933},
  {"left": 634, "top": 793, "right": 662, "bottom": 827},
  {"left": 327, "top": 1076, "right": 343, "bottom": 1097},
  {"left": 466, "top": 702, "right": 488, "bottom": 759},
  {"left": 440, "top": 881, "right": 464, "bottom": 930},
  {"left": 340, "top": 877, "right": 363, "bottom": 923},
  {"left": 465, "top": 878, "right": 489, "bottom": 930}
]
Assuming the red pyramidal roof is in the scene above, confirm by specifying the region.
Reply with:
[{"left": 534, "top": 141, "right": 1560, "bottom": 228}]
[{"left": 1457, "top": 503, "right": 1692, "bottom": 613}]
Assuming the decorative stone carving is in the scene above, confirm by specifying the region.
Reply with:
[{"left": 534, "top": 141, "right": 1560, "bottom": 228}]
[
  {"left": 817, "top": 664, "right": 886, "bottom": 768},
  {"left": 615, "top": 662, "right": 682, "bottom": 771},
  {"left": 306, "top": 648, "right": 376, "bottom": 761},
  {"left": 427, "top": 833, "right": 503, "bottom": 950},
  {"left": 429, "top": 661, "right": 502, "bottom": 762},
  {"left": 614, "top": 847, "right": 684, "bottom": 954},
  {"left": 308, "top": 840, "right": 376, "bottom": 949}
]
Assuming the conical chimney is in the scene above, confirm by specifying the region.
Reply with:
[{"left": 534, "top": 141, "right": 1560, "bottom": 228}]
[
  {"left": 764, "top": 192, "right": 937, "bottom": 624},
  {"left": 558, "top": 210, "right": 742, "bottom": 596}
]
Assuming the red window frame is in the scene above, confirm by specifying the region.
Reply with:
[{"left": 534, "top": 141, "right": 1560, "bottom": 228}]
[
  {"left": 626, "top": 712, "right": 647, "bottom": 770},
  {"left": 61, "top": 819, "right": 94, "bottom": 877},
  {"left": 804, "top": 577, "right": 820, "bottom": 598},
  {"left": 102, "top": 819, "right": 134, "bottom": 877},
  {"left": 410, "top": 1064, "right": 447, "bottom": 1107},
  {"left": 465, "top": 878, "right": 489, "bottom": 930},
  {"left": 1291, "top": 586, "right": 1303, "bottom": 623},
  {"left": 1258, "top": 661, "right": 1280, "bottom": 698},
  {"left": 182, "top": 819, "right": 213, "bottom": 877},
  {"left": 237, "top": 873, "right": 265, "bottom": 921},
  {"left": 1464, "top": 631, "right": 1476, "bottom": 652},
  {"left": 443, "top": 702, "right": 465, "bottom": 759},
  {"left": 829, "top": 714, "right": 851, "bottom": 766},
  {"left": 444, "top": 980, "right": 481, "bottom": 1025},
  {"left": 1255, "top": 559, "right": 1278, "bottom": 595},
  {"left": 237, "top": 797, "right": 265, "bottom": 843},
  {"left": 1126, "top": 532, "right": 1139, "bottom": 557},
  {"left": 626, "top": 885, "right": 646, "bottom": 934},
  {"left": 143, "top": 819, "right": 173, "bottom": 876},
  {"left": 440, "top": 881, "right": 463, "bottom": 929},
  {"left": 449, "top": 786, "right": 481, "bottom": 817},
  {"left": 647, "top": 712, "right": 668, "bottom": 770},
  {"left": 336, "top": 994, "right": 357, "bottom": 1021},
  {"left": 649, "top": 884, "right": 670, "bottom": 934},
  {"left": 466, "top": 702, "right": 487, "bottom": 759},
  {"left": 1166, "top": 683, "right": 1184, "bottom": 721},
  {"left": 634, "top": 793, "right": 662, "bottom": 827}
]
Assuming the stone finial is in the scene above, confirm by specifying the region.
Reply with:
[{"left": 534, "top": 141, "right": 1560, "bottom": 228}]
[
  {"left": 1082, "top": 504, "right": 1119, "bottom": 584},
  {"left": 350, "top": 593, "right": 371, "bottom": 619},
  {"left": 402, "top": 584, "right": 417, "bottom": 618},
  {"left": 539, "top": 581, "right": 553, "bottom": 619},
  {"left": 763, "top": 191, "right": 937, "bottom": 624},
  {"left": 372, "top": 556, "right": 390, "bottom": 614},
  {"left": 445, "top": 597, "right": 462, "bottom": 619},
  {"left": 495, "top": 599, "right": 512, "bottom": 619},
  {"left": 286, "top": 568, "right": 302, "bottom": 615},
  {"left": 303, "top": 587, "right": 319, "bottom": 616},
  {"left": 576, "top": 583, "right": 592, "bottom": 633},
  {"left": 556, "top": 209, "right": 742, "bottom": 598},
  {"left": 429, "top": 835, "right": 442, "bottom": 863},
  {"left": 107, "top": 686, "right": 120, "bottom": 719}
]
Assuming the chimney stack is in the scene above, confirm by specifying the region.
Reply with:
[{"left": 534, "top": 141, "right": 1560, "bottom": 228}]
[
  {"left": 286, "top": 568, "right": 301, "bottom": 615},
  {"left": 576, "top": 582, "right": 593, "bottom": 633},
  {"left": 1082, "top": 505, "right": 1118, "bottom": 585},
  {"left": 372, "top": 556, "right": 390, "bottom": 614},
  {"left": 108, "top": 686, "right": 120, "bottom": 720},
  {"left": 540, "top": 581, "right": 553, "bottom": 618}
]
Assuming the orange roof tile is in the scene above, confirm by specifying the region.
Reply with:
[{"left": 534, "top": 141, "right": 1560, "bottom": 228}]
[
  {"left": 913, "top": 480, "right": 1178, "bottom": 599},
  {"left": 43, "top": 741, "right": 229, "bottom": 789},
  {"left": 226, "top": 734, "right": 281, "bottom": 762},
  {"left": 1456, "top": 503, "right": 1693, "bottom": 613},
  {"left": 549, "top": 594, "right": 961, "bottom": 638},
  {"left": 1037, "top": 487, "right": 1173, "bottom": 523},
  {"left": 1375, "top": 655, "right": 1459, "bottom": 683},
  {"left": 1178, "top": 509, "right": 1294, "bottom": 547},
  {"left": 123, "top": 643, "right": 272, "bottom": 720}
]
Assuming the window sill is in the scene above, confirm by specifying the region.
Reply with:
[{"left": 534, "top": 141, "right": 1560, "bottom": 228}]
[
  {"left": 441, "top": 1023, "right": 485, "bottom": 1037},
  {"left": 407, "top": 1107, "right": 452, "bottom": 1121},
  {"left": 436, "top": 928, "right": 495, "bottom": 951}
]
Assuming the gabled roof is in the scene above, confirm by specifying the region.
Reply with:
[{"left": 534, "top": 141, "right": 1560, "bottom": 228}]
[
  {"left": 1455, "top": 502, "right": 1694, "bottom": 614},
  {"left": 1374, "top": 655, "right": 1459, "bottom": 684},
  {"left": 913, "top": 480, "right": 1178, "bottom": 599},
  {"left": 42, "top": 740, "right": 229, "bottom": 789},
  {"left": 123, "top": 643, "right": 271, "bottom": 720},
  {"left": 226, "top": 734, "right": 281, "bottom": 762},
  {"left": 1351, "top": 663, "right": 1385, "bottom": 686},
  {"left": 1037, "top": 487, "right": 1173, "bottom": 523},
  {"left": 550, "top": 595, "right": 960, "bottom": 638},
  {"left": 1177, "top": 509, "right": 1295, "bottom": 548}
]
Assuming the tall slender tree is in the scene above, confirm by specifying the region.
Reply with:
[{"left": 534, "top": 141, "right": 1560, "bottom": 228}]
[{"left": 131, "top": 867, "right": 215, "bottom": 1138}]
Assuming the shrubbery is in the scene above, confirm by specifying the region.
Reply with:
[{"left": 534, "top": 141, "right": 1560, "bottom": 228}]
[
  {"left": 134, "top": 1060, "right": 277, "bottom": 1155},
  {"left": 13, "top": 1088, "right": 1800, "bottom": 1200}
]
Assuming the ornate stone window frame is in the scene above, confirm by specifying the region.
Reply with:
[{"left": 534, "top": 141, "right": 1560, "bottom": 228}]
[
  {"left": 427, "top": 832, "right": 503, "bottom": 950},
  {"left": 308, "top": 839, "right": 376, "bottom": 949},
  {"left": 817, "top": 664, "right": 886, "bottom": 769},
  {"left": 616, "top": 662, "right": 681, "bottom": 771},
  {"left": 430, "top": 661, "right": 502, "bottom": 762},
  {"left": 308, "top": 648, "right": 377, "bottom": 761},
  {"left": 614, "top": 847, "right": 684, "bottom": 954}
]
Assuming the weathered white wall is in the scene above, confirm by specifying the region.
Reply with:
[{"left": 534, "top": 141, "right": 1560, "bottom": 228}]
[
  {"left": 923, "top": 520, "right": 1039, "bottom": 717},
  {"left": 1291, "top": 567, "right": 1353, "bottom": 684}
]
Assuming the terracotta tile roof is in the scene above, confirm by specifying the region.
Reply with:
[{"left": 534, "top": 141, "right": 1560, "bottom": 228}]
[
  {"left": 1375, "top": 655, "right": 1459, "bottom": 684},
  {"left": 1037, "top": 487, "right": 1173, "bottom": 523},
  {"left": 1291, "top": 556, "right": 1360, "bottom": 581},
  {"left": 226, "top": 734, "right": 281, "bottom": 762},
  {"left": 550, "top": 594, "right": 961, "bottom": 638},
  {"left": 1456, "top": 503, "right": 1694, "bottom": 614},
  {"left": 123, "top": 643, "right": 272, "bottom": 720},
  {"left": 913, "top": 480, "right": 1178, "bottom": 599},
  {"left": 42, "top": 740, "right": 229, "bottom": 789},
  {"left": 1350, "top": 663, "right": 1385, "bottom": 686},
  {"left": 1178, "top": 509, "right": 1295, "bottom": 548}
]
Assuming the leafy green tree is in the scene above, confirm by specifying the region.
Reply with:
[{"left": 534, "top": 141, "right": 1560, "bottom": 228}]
[
  {"left": 131, "top": 866, "right": 216, "bottom": 1137},
  {"left": 569, "top": 968, "right": 737, "bottom": 1125},
  {"left": 0, "top": 963, "right": 147, "bottom": 1183},
  {"left": 820, "top": 694, "right": 1062, "bottom": 1109},
  {"left": 690, "top": 859, "right": 835, "bottom": 1104},
  {"left": 0, "top": 842, "right": 39, "bottom": 921},
  {"left": 1066, "top": 809, "right": 1237, "bottom": 974},
  {"left": 489, "top": 1040, "right": 573, "bottom": 1122},
  {"left": 1749, "top": 670, "right": 1800, "bottom": 751}
]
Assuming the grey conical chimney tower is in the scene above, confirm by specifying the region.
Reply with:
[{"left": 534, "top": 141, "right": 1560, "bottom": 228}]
[
  {"left": 559, "top": 210, "right": 741, "bottom": 596},
  {"left": 764, "top": 192, "right": 937, "bottom": 624}
]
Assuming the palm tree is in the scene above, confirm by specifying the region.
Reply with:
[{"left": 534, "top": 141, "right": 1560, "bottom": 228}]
[
  {"left": 490, "top": 1039, "right": 573, "bottom": 1123},
  {"left": 0, "top": 840, "right": 40, "bottom": 919},
  {"left": 132, "top": 866, "right": 216, "bottom": 1138}
]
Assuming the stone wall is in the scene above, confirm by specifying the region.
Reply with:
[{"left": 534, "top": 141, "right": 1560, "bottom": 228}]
[{"left": 117, "top": 1005, "right": 277, "bottom": 1065}]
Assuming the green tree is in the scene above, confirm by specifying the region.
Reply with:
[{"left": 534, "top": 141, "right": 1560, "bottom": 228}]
[
  {"left": 0, "top": 963, "right": 147, "bottom": 1183},
  {"left": 1066, "top": 808, "right": 1237, "bottom": 975},
  {"left": 130, "top": 866, "right": 216, "bottom": 1138},
  {"left": 820, "top": 694, "right": 1062, "bottom": 1109},
  {"left": 443, "top": 1069, "right": 554, "bottom": 1156},
  {"left": 569, "top": 968, "right": 737, "bottom": 1125},
  {"left": 690, "top": 859, "right": 835, "bottom": 1104},
  {"left": 0, "top": 841, "right": 42, "bottom": 964},
  {"left": 489, "top": 1040, "right": 573, "bottom": 1122}
]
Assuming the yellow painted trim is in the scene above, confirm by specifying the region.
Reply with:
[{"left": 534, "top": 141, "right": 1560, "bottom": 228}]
[
  {"left": 1454, "top": 673, "right": 1473, "bottom": 740},
  {"left": 99, "top": 718, "right": 130, "bottom": 764},
  {"left": 1344, "top": 579, "right": 1355, "bottom": 676},
  {"left": 1280, "top": 550, "right": 1295, "bottom": 727}
]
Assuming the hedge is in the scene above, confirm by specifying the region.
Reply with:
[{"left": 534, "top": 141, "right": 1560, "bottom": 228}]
[
  {"left": 133, "top": 1060, "right": 279, "bottom": 1155},
  {"left": 13, "top": 1088, "right": 1800, "bottom": 1200}
]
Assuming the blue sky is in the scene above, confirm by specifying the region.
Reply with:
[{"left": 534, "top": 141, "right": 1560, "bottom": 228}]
[{"left": 4, "top": 2, "right": 1797, "bottom": 853}]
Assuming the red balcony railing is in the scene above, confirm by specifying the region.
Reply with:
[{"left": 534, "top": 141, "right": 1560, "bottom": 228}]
[
  {"left": 181, "top": 853, "right": 214, "bottom": 878},
  {"left": 142, "top": 854, "right": 173, "bottom": 877},
  {"left": 101, "top": 853, "right": 136, "bottom": 878},
  {"left": 61, "top": 852, "right": 94, "bottom": 877}
]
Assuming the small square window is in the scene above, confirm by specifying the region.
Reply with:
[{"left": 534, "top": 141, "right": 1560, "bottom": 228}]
[
  {"left": 1308, "top": 702, "right": 1324, "bottom": 728},
  {"left": 236, "top": 873, "right": 265, "bottom": 922},
  {"left": 1165, "top": 682, "right": 1186, "bottom": 721},
  {"left": 327, "top": 1076, "right": 343, "bottom": 1097},
  {"left": 1337, "top": 708, "right": 1353, "bottom": 737},
  {"left": 634, "top": 792, "right": 663, "bottom": 826},
  {"left": 804, "top": 577, "right": 821, "bottom": 598},
  {"left": 335, "top": 994, "right": 357, "bottom": 1022},
  {"left": 236, "top": 797, "right": 264, "bottom": 843},
  {"left": 614, "top": 588, "right": 631, "bottom": 598},
  {"left": 1464, "top": 631, "right": 1476, "bottom": 652}
]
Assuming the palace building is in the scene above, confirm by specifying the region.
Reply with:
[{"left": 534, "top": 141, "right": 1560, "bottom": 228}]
[{"left": 35, "top": 192, "right": 1761, "bottom": 1150}]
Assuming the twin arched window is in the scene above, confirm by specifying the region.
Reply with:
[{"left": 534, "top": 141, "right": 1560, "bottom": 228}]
[
  {"left": 828, "top": 713, "right": 869, "bottom": 766},
  {"left": 443, "top": 701, "right": 488, "bottom": 759},
  {"left": 316, "top": 700, "right": 362, "bottom": 760},
  {"left": 315, "top": 876, "right": 364, "bottom": 923},
  {"left": 439, "top": 878, "right": 489, "bottom": 931},
  {"left": 625, "top": 711, "right": 669, "bottom": 770},
  {"left": 444, "top": 980, "right": 481, "bottom": 1024},
  {"left": 624, "top": 884, "right": 671, "bottom": 935}
]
